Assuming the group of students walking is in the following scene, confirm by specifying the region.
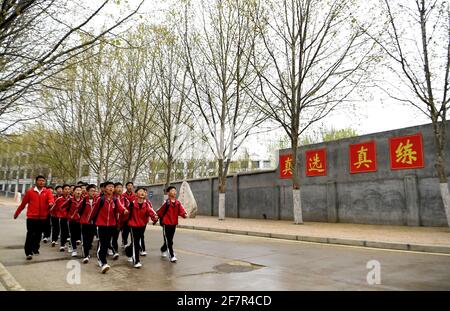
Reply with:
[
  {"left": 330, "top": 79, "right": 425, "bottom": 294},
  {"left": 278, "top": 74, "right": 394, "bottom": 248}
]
[{"left": 13, "top": 175, "right": 188, "bottom": 273}]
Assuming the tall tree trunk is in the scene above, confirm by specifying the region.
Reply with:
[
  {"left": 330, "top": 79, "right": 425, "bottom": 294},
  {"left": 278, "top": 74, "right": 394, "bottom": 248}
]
[
  {"left": 164, "top": 154, "right": 173, "bottom": 195},
  {"left": 433, "top": 120, "right": 450, "bottom": 227},
  {"left": 218, "top": 157, "right": 226, "bottom": 220},
  {"left": 291, "top": 134, "right": 304, "bottom": 224}
]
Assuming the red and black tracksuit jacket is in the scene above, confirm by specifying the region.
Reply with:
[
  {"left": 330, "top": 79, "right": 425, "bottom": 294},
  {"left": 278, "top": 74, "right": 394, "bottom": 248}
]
[
  {"left": 67, "top": 197, "right": 84, "bottom": 222},
  {"left": 14, "top": 187, "right": 55, "bottom": 219},
  {"left": 50, "top": 195, "right": 72, "bottom": 219},
  {"left": 89, "top": 195, "right": 127, "bottom": 227},
  {"left": 127, "top": 199, "right": 158, "bottom": 227},
  {"left": 156, "top": 199, "right": 187, "bottom": 225}
]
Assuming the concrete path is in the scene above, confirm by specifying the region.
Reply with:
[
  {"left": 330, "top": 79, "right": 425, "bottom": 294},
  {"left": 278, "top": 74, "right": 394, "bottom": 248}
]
[
  {"left": 178, "top": 216, "right": 450, "bottom": 254},
  {"left": 2, "top": 197, "right": 450, "bottom": 290}
]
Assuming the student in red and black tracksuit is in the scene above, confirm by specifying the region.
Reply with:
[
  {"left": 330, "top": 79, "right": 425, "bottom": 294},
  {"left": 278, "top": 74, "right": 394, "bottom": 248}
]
[
  {"left": 89, "top": 181, "right": 128, "bottom": 274},
  {"left": 125, "top": 187, "right": 158, "bottom": 268},
  {"left": 156, "top": 186, "right": 188, "bottom": 263},
  {"left": 79, "top": 184, "right": 98, "bottom": 263},
  {"left": 13, "top": 175, "right": 55, "bottom": 259},
  {"left": 42, "top": 186, "right": 55, "bottom": 243},
  {"left": 111, "top": 182, "right": 127, "bottom": 255},
  {"left": 55, "top": 185, "right": 63, "bottom": 198},
  {"left": 49, "top": 184, "right": 72, "bottom": 251},
  {"left": 67, "top": 186, "right": 84, "bottom": 257},
  {"left": 122, "top": 181, "right": 136, "bottom": 247}
]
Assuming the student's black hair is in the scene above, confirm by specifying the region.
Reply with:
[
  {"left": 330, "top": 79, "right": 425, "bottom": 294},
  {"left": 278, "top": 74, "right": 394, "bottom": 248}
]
[
  {"left": 62, "top": 184, "right": 71, "bottom": 190},
  {"left": 86, "top": 184, "right": 97, "bottom": 192},
  {"left": 114, "top": 182, "right": 123, "bottom": 187},
  {"left": 73, "top": 186, "right": 82, "bottom": 191},
  {"left": 77, "top": 181, "right": 84, "bottom": 185},
  {"left": 55, "top": 185, "right": 63, "bottom": 191},
  {"left": 35, "top": 175, "right": 46, "bottom": 182},
  {"left": 103, "top": 181, "right": 115, "bottom": 187},
  {"left": 165, "top": 186, "right": 176, "bottom": 193},
  {"left": 125, "top": 181, "right": 134, "bottom": 187},
  {"left": 135, "top": 187, "right": 147, "bottom": 193},
  {"left": 99, "top": 182, "right": 105, "bottom": 188}
]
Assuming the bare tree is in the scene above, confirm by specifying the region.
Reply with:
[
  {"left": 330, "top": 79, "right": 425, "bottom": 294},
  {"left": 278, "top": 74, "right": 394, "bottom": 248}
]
[
  {"left": 183, "top": 0, "right": 267, "bottom": 220},
  {"left": 0, "top": 0, "right": 143, "bottom": 133},
  {"left": 367, "top": 0, "right": 450, "bottom": 227},
  {"left": 149, "top": 23, "right": 196, "bottom": 193},
  {"left": 44, "top": 41, "right": 124, "bottom": 185},
  {"left": 113, "top": 25, "right": 160, "bottom": 183},
  {"left": 250, "top": 0, "right": 375, "bottom": 224}
]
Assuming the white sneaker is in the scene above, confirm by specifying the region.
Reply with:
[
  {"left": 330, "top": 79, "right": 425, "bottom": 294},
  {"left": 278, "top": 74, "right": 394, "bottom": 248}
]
[
  {"left": 134, "top": 262, "right": 142, "bottom": 269},
  {"left": 101, "top": 264, "right": 110, "bottom": 274},
  {"left": 76, "top": 240, "right": 81, "bottom": 246},
  {"left": 112, "top": 253, "right": 119, "bottom": 260},
  {"left": 71, "top": 251, "right": 78, "bottom": 257},
  {"left": 26, "top": 254, "right": 33, "bottom": 260},
  {"left": 82, "top": 257, "right": 90, "bottom": 264},
  {"left": 59, "top": 246, "right": 65, "bottom": 252},
  {"left": 43, "top": 237, "right": 48, "bottom": 243},
  {"left": 127, "top": 257, "right": 133, "bottom": 262},
  {"left": 161, "top": 251, "right": 167, "bottom": 258},
  {"left": 68, "top": 246, "right": 73, "bottom": 253},
  {"left": 51, "top": 241, "right": 56, "bottom": 247},
  {"left": 140, "top": 251, "right": 147, "bottom": 256},
  {"left": 170, "top": 256, "right": 177, "bottom": 263},
  {"left": 107, "top": 249, "right": 114, "bottom": 256}
]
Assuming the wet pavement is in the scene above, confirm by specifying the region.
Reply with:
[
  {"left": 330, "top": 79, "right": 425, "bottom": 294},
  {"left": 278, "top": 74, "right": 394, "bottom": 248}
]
[{"left": 1, "top": 201, "right": 450, "bottom": 290}]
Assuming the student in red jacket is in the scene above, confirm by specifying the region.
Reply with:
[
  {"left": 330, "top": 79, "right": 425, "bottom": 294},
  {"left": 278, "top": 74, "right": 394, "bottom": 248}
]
[
  {"left": 110, "top": 182, "right": 127, "bottom": 257},
  {"left": 49, "top": 184, "right": 72, "bottom": 251},
  {"left": 13, "top": 175, "right": 55, "bottom": 260},
  {"left": 79, "top": 184, "right": 98, "bottom": 263},
  {"left": 121, "top": 181, "right": 136, "bottom": 247},
  {"left": 55, "top": 185, "right": 63, "bottom": 198},
  {"left": 157, "top": 186, "right": 188, "bottom": 263},
  {"left": 42, "top": 185, "right": 55, "bottom": 244},
  {"left": 125, "top": 187, "right": 158, "bottom": 268},
  {"left": 67, "top": 186, "right": 84, "bottom": 257},
  {"left": 89, "top": 181, "right": 128, "bottom": 274}
]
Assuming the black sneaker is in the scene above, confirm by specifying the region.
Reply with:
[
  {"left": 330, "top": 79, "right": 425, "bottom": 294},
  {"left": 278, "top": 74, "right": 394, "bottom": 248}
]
[{"left": 26, "top": 255, "right": 32, "bottom": 260}]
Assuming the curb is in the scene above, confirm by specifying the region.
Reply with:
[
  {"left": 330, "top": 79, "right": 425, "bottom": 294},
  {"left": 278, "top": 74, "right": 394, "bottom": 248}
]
[
  {"left": 178, "top": 225, "right": 450, "bottom": 255},
  {"left": 0, "top": 262, "right": 25, "bottom": 291}
]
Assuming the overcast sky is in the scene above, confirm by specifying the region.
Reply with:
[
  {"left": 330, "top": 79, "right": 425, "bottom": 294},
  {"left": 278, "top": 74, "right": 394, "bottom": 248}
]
[{"left": 87, "top": 0, "right": 443, "bottom": 160}]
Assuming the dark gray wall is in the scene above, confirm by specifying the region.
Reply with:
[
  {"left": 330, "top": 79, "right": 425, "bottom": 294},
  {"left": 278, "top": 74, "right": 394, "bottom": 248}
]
[{"left": 146, "top": 121, "right": 450, "bottom": 227}]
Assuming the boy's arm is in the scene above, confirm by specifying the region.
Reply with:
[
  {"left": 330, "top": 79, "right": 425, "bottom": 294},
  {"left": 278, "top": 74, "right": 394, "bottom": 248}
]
[
  {"left": 116, "top": 199, "right": 129, "bottom": 215},
  {"left": 88, "top": 198, "right": 101, "bottom": 223},
  {"left": 147, "top": 203, "right": 158, "bottom": 223},
  {"left": 14, "top": 190, "right": 30, "bottom": 219},
  {"left": 47, "top": 190, "right": 55, "bottom": 207},
  {"left": 178, "top": 201, "right": 188, "bottom": 218}
]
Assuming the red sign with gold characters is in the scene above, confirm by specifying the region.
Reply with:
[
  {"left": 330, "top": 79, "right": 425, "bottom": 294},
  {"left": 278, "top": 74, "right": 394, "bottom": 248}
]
[
  {"left": 389, "top": 133, "right": 424, "bottom": 170},
  {"left": 349, "top": 141, "right": 377, "bottom": 174},
  {"left": 279, "top": 154, "right": 293, "bottom": 179},
  {"left": 305, "top": 149, "right": 327, "bottom": 177}
]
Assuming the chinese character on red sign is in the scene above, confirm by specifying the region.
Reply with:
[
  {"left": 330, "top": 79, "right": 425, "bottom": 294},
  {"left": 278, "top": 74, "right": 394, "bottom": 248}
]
[
  {"left": 389, "top": 133, "right": 424, "bottom": 170},
  {"left": 305, "top": 149, "right": 327, "bottom": 177},
  {"left": 279, "top": 154, "right": 293, "bottom": 179},
  {"left": 349, "top": 141, "right": 377, "bottom": 174}
]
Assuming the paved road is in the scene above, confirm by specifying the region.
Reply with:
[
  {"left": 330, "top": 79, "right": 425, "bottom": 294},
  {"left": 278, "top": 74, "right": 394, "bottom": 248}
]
[{"left": 1, "top": 204, "right": 450, "bottom": 290}]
